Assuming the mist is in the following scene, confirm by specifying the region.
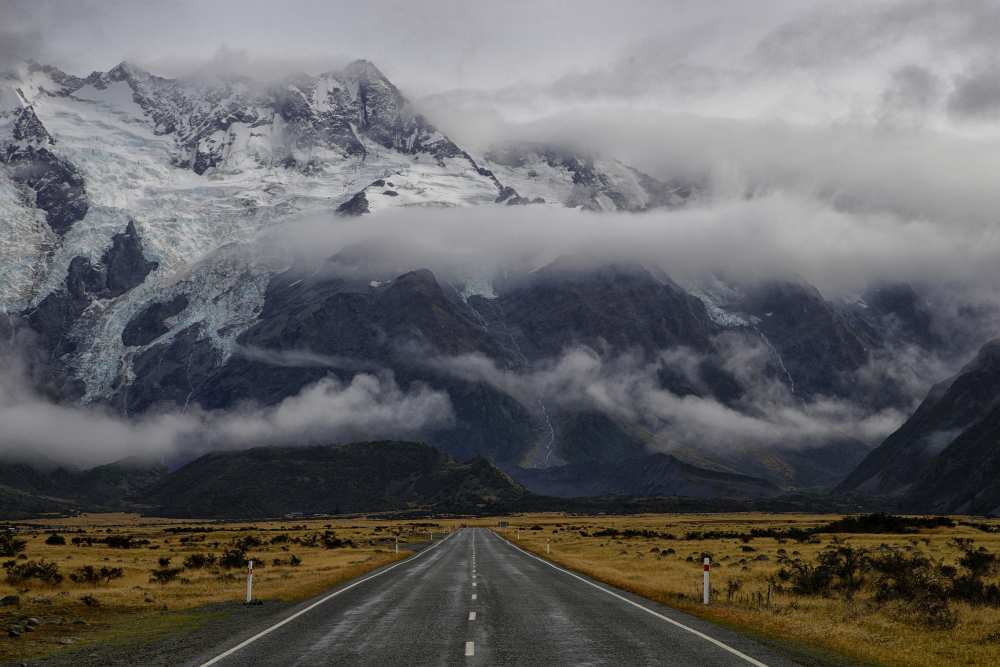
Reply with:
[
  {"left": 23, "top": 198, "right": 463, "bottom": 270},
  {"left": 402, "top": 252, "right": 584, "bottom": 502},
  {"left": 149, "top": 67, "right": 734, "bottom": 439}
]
[{"left": 0, "top": 340, "right": 453, "bottom": 467}]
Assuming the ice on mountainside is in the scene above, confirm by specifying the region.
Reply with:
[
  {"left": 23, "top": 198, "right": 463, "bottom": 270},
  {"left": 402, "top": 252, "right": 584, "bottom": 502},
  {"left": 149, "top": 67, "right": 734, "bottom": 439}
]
[{"left": 0, "top": 58, "right": 701, "bottom": 403}]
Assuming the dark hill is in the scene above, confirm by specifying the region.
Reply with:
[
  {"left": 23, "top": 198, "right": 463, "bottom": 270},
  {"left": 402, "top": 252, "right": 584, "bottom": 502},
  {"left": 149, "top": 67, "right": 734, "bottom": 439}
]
[
  {"left": 509, "top": 452, "right": 782, "bottom": 499},
  {"left": 142, "top": 441, "right": 531, "bottom": 518}
]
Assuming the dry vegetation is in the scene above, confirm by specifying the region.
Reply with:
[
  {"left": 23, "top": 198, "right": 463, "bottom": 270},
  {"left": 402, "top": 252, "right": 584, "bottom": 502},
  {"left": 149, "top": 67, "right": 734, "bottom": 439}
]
[
  {"left": 487, "top": 513, "right": 1000, "bottom": 667},
  {"left": 0, "top": 513, "right": 453, "bottom": 663},
  {"left": 4, "top": 511, "right": 1000, "bottom": 666}
]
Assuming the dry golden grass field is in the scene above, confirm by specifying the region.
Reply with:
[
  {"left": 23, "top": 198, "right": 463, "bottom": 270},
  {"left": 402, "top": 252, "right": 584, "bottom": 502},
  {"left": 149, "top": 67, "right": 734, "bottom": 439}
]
[
  {"left": 483, "top": 513, "right": 1000, "bottom": 667},
  {"left": 2, "top": 512, "right": 999, "bottom": 666},
  {"left": 0, "top": 513, "right": 450, "bottom": 664}
]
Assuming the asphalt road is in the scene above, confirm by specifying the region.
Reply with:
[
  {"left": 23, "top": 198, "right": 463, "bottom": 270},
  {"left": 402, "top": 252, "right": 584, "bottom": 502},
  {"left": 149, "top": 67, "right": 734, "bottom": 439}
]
[{"left": 189, "top": 528, "right": 805, "bottom": 666}]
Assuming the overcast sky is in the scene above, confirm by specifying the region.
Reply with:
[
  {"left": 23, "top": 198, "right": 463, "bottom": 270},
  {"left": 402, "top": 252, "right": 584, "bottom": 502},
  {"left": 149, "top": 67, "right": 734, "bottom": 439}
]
[{"left": 6, "top": 0, "right": 822, "bottom": 92}]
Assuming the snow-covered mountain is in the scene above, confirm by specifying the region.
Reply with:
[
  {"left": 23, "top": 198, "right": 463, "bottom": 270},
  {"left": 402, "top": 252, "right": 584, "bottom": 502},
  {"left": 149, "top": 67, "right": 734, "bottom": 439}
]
[
  {"left": 1, "top": 58, "right": 982, "bottom": 499},
  {"left": 0, "top": 58, "right": 705, "bottom": 403}
]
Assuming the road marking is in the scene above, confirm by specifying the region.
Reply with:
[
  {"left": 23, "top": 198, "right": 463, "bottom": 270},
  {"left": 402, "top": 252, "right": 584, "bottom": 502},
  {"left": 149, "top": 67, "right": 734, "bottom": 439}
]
[
  {"left": 491, "top": 532, "right": 770, "bottom": 667},
  {"left": 472, "top": 582, "right": 477, "bottom": 587},
  {"left": 472, "top": 593, "right": 477, "bottom": 600},
  {"left": 197, "top": 530, "right": 460, "bottom": 666},
  {"left": 469, "top": 611, "right": 477, "bottom": 621},
  {"left": 465, "top": 641, "right": 475, "bottom": 656}
]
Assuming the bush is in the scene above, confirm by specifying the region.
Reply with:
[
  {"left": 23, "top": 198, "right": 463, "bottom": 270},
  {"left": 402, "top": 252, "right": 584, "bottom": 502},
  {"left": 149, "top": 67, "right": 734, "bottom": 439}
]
[
  {"left": 232, "top": 535, "right": 263, "bottom": 551},
  {"left": 45, "top": 533, "right": 66, "bottom": 546},
  {"left": 4, "top": 559, "right": 63, "bottom": 585},
  {"left": 821, "top": 514, "right": 954, "bottom": 535},
  {"left": 0, "top": 531, "right": 27, "bottom": 557},
  {"left": 777, "top": 546, "right": 869, "bottom": 598},
  {"left": 149, "top": 567, "right": 183, "bottom": 584},
  {"left": 320, "top": 531, "right": 353, "bottom": 549},
  {"left": 182, "top": 553, "right": 216, "bottom": 569},
  {"left": 69, "top": 565, "right": 124, "bottom": 584},
  {"left": 219, "top": 543, "right": 247, "bottom": 569}
]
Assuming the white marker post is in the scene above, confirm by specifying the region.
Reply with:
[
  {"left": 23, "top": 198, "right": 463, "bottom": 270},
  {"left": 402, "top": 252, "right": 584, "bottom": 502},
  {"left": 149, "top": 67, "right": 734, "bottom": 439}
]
[
  {"left": 703, "top": 557, "right": 710, "bottom": 605},
  {"left": 246, "top": 559, "right": 254, "bottom": 604},
  {"left": 546, "top": 539, "right": 551, "bottom": 555},
  {"left": 395, "top": 535, "right": 399, "bottom": 554}
]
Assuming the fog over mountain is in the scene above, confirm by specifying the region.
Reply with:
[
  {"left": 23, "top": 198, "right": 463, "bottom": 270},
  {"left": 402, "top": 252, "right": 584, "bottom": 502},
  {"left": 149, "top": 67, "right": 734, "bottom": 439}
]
[{"left": 2, "top": 1, "right": 1000, "bottom": 509}]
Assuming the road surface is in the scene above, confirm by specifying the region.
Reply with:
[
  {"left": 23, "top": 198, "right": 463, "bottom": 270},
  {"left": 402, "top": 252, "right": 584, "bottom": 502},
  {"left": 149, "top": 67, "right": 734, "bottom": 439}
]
[{"left": 190, "top": 528, "right": 805, "bottom": 666}]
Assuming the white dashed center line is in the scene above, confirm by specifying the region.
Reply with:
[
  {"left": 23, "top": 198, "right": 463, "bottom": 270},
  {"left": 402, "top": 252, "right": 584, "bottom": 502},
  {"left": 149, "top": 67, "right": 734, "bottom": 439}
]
[
  {"left": 469, "top": 611, "right": 477, "bottom": 621},
  {"left": 465, "top": 641, "right": 475, "bottom": 656},
  {"left": 472, "top": 593, "right": 477, "bottom": 600}
]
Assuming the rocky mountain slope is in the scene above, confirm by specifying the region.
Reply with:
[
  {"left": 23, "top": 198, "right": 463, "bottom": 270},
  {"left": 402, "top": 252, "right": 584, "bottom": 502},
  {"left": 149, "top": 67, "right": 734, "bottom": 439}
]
[{"left": 838, "top": 339, "right": 1000, "bottom": 514}]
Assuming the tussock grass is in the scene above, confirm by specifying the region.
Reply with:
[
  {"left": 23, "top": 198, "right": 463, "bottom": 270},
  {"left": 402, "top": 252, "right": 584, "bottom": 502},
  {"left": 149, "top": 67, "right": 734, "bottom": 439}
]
[
  {"left": 0, "top": 514, "right": 450, "bottom": 663},
  {"left": 486, "top": 512, "right": 1000, "bottom": 667}
]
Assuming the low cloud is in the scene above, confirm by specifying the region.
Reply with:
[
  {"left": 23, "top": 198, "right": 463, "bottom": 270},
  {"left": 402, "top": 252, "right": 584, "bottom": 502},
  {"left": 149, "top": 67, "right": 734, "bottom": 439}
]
[
  {"left": 0, "top": 341, "right": 453, "bottom": 467},
  {"left": 426, "top": 341, "right": 909, "bottom": 454},
  {"left": 276, "top": 194, "right": 1000, "bottom": 302}
]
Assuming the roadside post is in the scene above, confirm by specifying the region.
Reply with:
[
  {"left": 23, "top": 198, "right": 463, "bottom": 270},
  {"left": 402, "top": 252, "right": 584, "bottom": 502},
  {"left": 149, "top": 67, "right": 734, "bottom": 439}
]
[
  {"left": 246, "top": 559, "right": 254, "bottom": 603},
  {"left": 395, "top": 535, "right": 399, "bottom": 554},
  {"left": 546, "top": 538, "right": 551, "bottom": 554},
  {"left": 703, "top": 557, "right": 710, "bottom": 604}
]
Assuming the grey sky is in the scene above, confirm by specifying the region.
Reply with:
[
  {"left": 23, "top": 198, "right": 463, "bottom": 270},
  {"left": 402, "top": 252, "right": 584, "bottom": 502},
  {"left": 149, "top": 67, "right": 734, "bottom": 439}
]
[{"left": 7, "top": 0, "right": 817, "bottom": 93}]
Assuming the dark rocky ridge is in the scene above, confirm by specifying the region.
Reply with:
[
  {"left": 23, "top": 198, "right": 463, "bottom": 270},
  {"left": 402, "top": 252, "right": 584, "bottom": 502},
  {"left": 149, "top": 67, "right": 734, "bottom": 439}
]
[{"left": 1, "top": 105, "right": 89, "bottom": 235}]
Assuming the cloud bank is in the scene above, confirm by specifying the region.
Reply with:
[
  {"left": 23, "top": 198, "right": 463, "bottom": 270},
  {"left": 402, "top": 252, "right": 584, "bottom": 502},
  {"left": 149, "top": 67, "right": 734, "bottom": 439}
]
[{"left": 0, "top": 340, "right": 453, "bottom": 467}]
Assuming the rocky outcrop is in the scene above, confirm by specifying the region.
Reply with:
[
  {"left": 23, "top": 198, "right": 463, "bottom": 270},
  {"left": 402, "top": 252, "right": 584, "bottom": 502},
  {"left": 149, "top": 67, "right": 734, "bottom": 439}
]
[
  {"left": 2, "top": 106, "right": 88, "bottom": 235},
  {"left": 122, "top": 294, "right": 189, "bottom": 347},
  {"left": 28, "top": 221, "right": 157, "bottom": 348}
]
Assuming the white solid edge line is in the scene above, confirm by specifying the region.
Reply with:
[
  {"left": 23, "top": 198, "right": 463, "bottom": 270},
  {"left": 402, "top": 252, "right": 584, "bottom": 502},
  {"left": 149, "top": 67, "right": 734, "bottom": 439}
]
[
  {"left": 198, "top": 529, "right": 460, "bottom": 666},
  {"left": 491, "top": 531, "right": 769, "bottom": 667}
]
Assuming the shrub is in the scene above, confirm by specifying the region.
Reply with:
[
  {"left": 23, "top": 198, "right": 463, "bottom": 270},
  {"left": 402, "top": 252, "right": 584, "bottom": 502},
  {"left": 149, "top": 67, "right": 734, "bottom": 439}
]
[
  {"left": 182, "top": 553, "right": 216, "bottom": 569},
  {"left": 219, "top": 543, "right": 248, "bottom": 569},
  {"left": 69, "top": 565, "right": 124, "bottom": 584},
  {"left": 0, "top": 531, "right": 27, "bottom": 557},
  {"left": 232, "top": 535, "right": 263, "bottom": 551},
  {"left": 158, "top": 557, "right": 172, "bottom": 567},
  {"left": 45, "top": 533, "right": 66, "bottom": 546},
  {"left": 149, "top": 567, "right": 183, "bottom": 584},
  {"left": 4, "top": 559, "right": 63, "bottom": 585},
  {"left": 320, "top": 531, "right": 353, "bottom": 549}
]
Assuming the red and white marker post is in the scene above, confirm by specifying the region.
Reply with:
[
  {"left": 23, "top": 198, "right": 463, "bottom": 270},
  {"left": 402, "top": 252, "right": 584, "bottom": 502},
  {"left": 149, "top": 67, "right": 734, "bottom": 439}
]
[
  {"left": 246, "top": 559, "right": 254, "bottom": 604},
  {"left": 703, "top": 557, "right": 710, "bottom": 604}
]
